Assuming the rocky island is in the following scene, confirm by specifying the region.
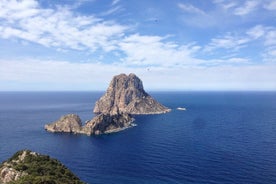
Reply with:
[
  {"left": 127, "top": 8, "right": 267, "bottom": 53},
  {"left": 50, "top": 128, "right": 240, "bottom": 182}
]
[
  {"left": 94, "top": 73, "right": 170, "bottom": 115},
  {"left": 45, "top": 73, "right": 170, "bottom": 135},
  {"left": 0, "top": 150, "right": 84, "bottom": 184}
]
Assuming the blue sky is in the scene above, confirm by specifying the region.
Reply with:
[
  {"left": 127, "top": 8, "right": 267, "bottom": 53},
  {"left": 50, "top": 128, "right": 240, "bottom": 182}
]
[{"left": 0, "top": 0, "right": 275, "bottom": 91}]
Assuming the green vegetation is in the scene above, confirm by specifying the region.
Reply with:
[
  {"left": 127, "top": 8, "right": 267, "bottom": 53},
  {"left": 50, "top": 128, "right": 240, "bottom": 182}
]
[{"left": 4, "top": 150, "right": 85, "bottom": 184}]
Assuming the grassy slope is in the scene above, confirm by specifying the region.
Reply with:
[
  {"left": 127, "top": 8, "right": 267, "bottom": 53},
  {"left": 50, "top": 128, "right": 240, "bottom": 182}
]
[{"left": 2, "top": 150, "right": 85, "bottom": 184}]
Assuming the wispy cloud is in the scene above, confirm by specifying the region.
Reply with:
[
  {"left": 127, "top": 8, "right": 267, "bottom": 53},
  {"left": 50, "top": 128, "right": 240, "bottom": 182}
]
[
  {"left": 100, "top": 6, "right": 123, "bottom": 16},
  {"left": 234, "top": 0, "right": 259, "bottom": 16},
  {"left": 119, "top": 34, "right": 202, "bottom": 67},
  {"left": 69, "top": 0, "right": 96, "bottom": 9},
  {"left": 214, "top": 0, "right": 276, "bottom": 14},
  {"left": 246, "top": 25, "right": 276, "bottom": 46},
  {"left": 263, "top": 47, "right": 276, "bottom": 63},
  {"left": 178, "top": 3, "right": 206, "bottom": 15},
  {"left": 246, "top": 25, "right": 265, "bottom": 39},
  {"left": 112, "top": 0, "right": 120, "bottom": 6},
  {"left": 0, "top": 0, "right": 128, "bottom": 52},
  {"left": 178, "top": 1, "right": 249, "bottom": 28},
  {"left": 100, "top": 0, "right": 123, "bottom": 16},
  {"left": 203, "top": 24, "right": 276, "bottom": 67},
  {"left": 264, "top": 29, "right": 276, "bottom": 46},
  {"left": 0, "top": 0, "right": 275, "bottom": 91},
  {"left": 220, "top": 2, "right": 237, "bottom": 10},
  {"left": 204, "top": 34, "right": 250, "bottom": 52}
]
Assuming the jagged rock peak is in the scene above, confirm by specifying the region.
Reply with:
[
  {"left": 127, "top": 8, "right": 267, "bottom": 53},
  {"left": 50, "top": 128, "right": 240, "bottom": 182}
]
[
  {"left": 108, "top": 73, "right": 144, "bottom": 91},
  {"left": 93, "top": 73, "right": 171, "bottom": 115}
]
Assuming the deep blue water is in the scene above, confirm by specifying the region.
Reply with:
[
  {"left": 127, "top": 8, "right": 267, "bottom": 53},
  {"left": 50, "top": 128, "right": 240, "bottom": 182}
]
[{"left": 0, "top": 91, "right": 276, "bottom": 184}]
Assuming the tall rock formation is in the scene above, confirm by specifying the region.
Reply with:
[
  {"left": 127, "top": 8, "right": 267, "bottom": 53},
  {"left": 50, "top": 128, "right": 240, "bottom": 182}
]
[
  {"left": 45, "top": 73, "right": 170, "bottom": 136},
  {"left": 93, "top": 73, "right": 170, "bottom": 115}
]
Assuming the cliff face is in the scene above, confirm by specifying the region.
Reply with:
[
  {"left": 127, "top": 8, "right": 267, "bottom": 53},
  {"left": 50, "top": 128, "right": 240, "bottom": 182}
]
[
  {"left": 0, "top": 150, "right": 84, "bottom": 184},
  {"left": 94, "top": 73, "right": 170, "bottom": 115}
]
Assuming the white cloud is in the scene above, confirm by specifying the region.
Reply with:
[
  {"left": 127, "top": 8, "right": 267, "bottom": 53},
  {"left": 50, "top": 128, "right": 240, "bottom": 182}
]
[
  {"left": 222, "top": 2, "right": 237, "bottom": 10},
  {"left": 178, "top": 3, "right": 206, "bottom": 15},
  {"left": 112, "top": 0, "right": 120, "bottom": 6},
  {"left": 205, "top": 25, "right": 276, "bottom": 54},
  {"left": 0, "top": 0, "right": 128, "bottom": 52},
  {"left": 0, "top": 0, "right": 275, "bottom": 91},
  {"left": 0, "top": 59, "right": 275, "bottom": 91},
  {"left": 234, "top": 0, "right": 259, "bottom": 15},
  {"left": 119, "top": 34, "right": 202, "bottom": 67},
  {"left": 206, "top": 57, "right": 250, "bottom": 66},
  {"left": 246, "top": 25, "right": 265, "bottom": 39},
  {"left": 0, "top": 0, "right": 39, "bottom": 20},
  {"left": 213, "top": 0, "right": 237, "bottom": 10},
  {"left": 262, "top": 45, "right": 276, "bottom": 63},
  {"left": 246, "top": 25, "right": 276, "bottom": 46},
  {"left": 204, "top": 34, "right": 250, "bottom": 52},
  {"left": 264, "top": 29, "right": 276, "bottom": 46},
  {"left": 267, "top": 49, "right": 276, "bottom": 56},
  {"left": 100, "top": 6, "right": 123, "bottom": 16}
]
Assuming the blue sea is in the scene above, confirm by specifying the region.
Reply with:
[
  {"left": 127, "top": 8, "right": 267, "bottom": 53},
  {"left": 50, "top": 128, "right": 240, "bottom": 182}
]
[{"left": 0, "top": 91, "right": 276, "bottom": 184}]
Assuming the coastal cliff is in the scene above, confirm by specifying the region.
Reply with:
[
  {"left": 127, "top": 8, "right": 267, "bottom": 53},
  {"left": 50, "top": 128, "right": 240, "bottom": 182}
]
[
  {"left": 0, "top": 150, "right": 84, "bottom": 184},
  {"left": 94, "top": 73, "right": 170, "bottom": 115},
  {"left": 45, "top": 73, "right": 170, "bottom": 136}
]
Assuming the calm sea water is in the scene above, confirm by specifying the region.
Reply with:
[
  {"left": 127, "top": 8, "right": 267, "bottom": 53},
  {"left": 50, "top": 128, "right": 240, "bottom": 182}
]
[{"left": 0, "top": 91, "right": 276, "bottom": 184}]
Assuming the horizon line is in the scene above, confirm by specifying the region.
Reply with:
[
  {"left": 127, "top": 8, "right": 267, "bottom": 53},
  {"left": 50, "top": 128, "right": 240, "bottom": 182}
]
[{"left": 0, "top": 90, "right": 275, "bottom": 92}]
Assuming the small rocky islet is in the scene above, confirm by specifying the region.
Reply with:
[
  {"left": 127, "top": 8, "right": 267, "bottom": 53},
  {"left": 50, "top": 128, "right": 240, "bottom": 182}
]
[{"left": 44, "top": 73, "right": 171, "bottom": 135}]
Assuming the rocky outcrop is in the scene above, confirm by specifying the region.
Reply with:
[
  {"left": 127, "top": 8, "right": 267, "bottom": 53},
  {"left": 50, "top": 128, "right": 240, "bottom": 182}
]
[
  {"left": 94, "top": 73, "right": 171, "bottom": 114},
  {"left": 44, "top": 114, "right": 82, "bottom": 133},
  {"left": 0, "top": 166, "right": 27, "bottom": 183},
  {"left": 45, "top": 113, "right": 134, "bottom": 136},
  {"left": 0, "top": 150, "right": 84, "bottom": 184},
  {"left": 45, "top": 73, "right": 170, "bottom": 136},
  {"left": 82, "top": 113, "right": 134, "bottom": 135}
]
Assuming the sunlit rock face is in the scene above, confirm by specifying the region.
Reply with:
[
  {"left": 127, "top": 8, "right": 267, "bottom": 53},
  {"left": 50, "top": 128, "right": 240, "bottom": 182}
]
[{"left": 93, "top": 73, "right": 171, "bottom": 115}]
